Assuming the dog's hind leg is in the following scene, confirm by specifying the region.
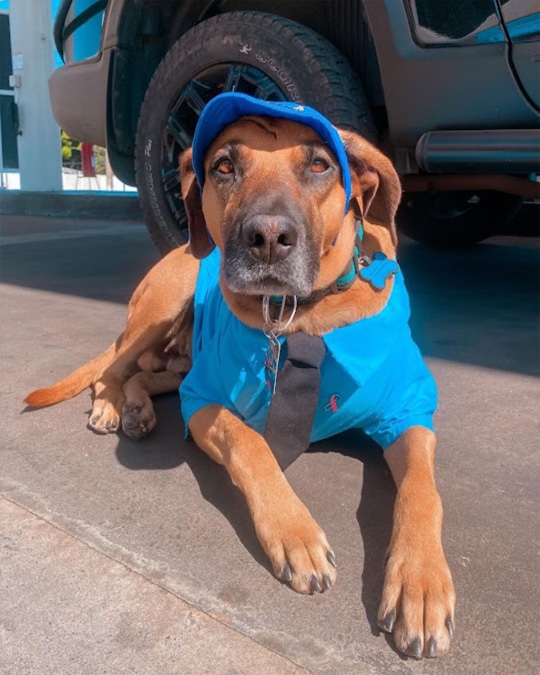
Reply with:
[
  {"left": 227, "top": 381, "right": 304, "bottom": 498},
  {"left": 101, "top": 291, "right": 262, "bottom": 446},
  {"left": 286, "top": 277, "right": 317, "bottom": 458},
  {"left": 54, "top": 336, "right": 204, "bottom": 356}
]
[
  {"left": 121, "top": 370, "right": 183, "bottom": 439},
  {"left": 26, "top": 245, "right": 199, "bottom": 433},
  {"left": 87, "top": 327, "right": 165, "bottom": 434},
  {"left": 86, "top": 245, "right": 199, "bottom": 434}
]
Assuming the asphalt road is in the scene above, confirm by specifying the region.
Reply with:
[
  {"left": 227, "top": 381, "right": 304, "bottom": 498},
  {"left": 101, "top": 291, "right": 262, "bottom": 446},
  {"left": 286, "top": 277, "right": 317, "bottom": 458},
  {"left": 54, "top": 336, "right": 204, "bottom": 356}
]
[{"left": 1, "top": 215, "right": 539, "bottom": 675}]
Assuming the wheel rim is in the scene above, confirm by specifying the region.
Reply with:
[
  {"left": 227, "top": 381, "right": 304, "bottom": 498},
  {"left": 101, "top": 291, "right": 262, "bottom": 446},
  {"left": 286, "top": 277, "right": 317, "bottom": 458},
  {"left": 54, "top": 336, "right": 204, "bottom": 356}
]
[{"left": 160, "top": 63, "right": 287, "bottom": 239}]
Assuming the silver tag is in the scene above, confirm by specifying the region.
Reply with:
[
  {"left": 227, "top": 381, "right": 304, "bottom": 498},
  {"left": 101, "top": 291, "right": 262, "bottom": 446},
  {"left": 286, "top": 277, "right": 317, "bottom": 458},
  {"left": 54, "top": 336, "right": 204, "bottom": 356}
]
[
  {"left": 262, "top": 295, "right": 297, "bottom": 397},
  {"left": 265, "top": 331, "right": 282, "bottom": 395}
]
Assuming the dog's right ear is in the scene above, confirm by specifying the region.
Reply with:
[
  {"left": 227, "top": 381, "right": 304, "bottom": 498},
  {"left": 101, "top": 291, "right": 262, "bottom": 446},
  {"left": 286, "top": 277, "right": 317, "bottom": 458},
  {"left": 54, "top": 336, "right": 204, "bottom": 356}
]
[
  {"left": 338, "top": 129, "right": 401, "bottom": 247},
  {"left": 179, "top": 148, "right": 215, "bottom": 259}
]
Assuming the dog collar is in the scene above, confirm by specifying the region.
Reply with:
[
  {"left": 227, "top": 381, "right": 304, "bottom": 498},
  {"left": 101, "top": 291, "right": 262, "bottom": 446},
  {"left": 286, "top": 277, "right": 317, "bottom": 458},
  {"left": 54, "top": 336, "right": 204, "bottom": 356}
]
[
  {"left": 269, "top": 213, "right": 365, "bottom": 308},
  {"left": 268, "top": 201, "right": 399, "bottom": 309}
]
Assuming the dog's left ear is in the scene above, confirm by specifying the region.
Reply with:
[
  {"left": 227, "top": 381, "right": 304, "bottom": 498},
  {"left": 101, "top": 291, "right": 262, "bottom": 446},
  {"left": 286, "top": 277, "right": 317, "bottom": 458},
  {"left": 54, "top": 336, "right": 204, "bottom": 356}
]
[
  {"left": 339, "top": 129, "right": 402, "bottom": 246},
  {"left": 179, "top": 148, "right": 215, "bottom": 259}
]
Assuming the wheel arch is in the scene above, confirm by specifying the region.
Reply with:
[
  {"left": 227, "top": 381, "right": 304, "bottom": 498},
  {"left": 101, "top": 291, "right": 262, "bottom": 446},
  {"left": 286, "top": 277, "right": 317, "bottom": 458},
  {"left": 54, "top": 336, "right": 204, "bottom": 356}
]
[{"left": 106, "top": 0, "right": 383, "bottom": 185}]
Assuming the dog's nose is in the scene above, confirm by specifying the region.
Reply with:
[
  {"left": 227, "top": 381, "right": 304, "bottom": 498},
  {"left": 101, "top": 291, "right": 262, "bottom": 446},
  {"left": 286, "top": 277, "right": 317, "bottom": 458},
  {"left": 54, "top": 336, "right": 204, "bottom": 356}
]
[{"left": 242, "top": 216, "right": 298, "bottom": 264}]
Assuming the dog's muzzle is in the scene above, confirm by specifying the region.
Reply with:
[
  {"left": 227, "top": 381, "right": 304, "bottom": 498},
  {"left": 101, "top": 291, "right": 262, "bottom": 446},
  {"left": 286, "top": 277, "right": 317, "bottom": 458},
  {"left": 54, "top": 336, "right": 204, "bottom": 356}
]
[{"left": 223, "top": 210, "right": 319, "bottom": 297}]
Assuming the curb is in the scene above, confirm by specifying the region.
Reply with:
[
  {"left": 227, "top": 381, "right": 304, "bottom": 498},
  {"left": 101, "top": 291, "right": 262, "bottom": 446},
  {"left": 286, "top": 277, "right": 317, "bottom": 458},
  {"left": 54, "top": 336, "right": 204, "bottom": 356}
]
[
  {"left": 0, "top": 190, "right": 536, "bottom": 235},
  {"left": 0, "top": 190, "right": 142, "bottom": 220}
]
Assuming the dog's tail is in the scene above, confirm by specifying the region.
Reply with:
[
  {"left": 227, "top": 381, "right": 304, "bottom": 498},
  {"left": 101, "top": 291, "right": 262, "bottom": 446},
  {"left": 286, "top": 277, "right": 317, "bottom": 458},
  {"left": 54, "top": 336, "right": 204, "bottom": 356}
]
[{"left": 24, "top": 342, "right": 117, "bottom": 408}]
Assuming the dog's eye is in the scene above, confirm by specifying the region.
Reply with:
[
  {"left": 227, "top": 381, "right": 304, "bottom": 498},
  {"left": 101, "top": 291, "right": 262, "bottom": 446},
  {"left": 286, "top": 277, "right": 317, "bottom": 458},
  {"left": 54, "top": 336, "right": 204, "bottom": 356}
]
[
  {"left": 215, "top": 159, "right": 234, "bottom": 175},
  {"left": 310, "top": 158, "right": 329, "bottom": 173}
]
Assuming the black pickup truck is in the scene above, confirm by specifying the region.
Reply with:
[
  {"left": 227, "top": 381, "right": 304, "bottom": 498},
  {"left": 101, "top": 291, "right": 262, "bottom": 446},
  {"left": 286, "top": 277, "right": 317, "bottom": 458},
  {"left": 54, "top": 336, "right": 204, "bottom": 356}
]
[{"left": 50, "top": 0, "right": 539, "bottom": 249}]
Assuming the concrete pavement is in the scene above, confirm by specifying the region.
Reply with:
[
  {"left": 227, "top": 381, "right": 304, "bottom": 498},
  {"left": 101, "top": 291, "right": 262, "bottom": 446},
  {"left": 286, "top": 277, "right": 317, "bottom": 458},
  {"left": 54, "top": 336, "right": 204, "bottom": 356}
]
[{"left": 1, "top": 215, "right": 539, "bottom": 674}]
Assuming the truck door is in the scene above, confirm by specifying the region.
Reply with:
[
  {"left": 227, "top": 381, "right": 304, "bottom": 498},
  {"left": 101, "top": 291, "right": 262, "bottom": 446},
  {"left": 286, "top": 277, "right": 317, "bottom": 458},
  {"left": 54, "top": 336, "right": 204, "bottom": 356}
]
[{"left": 499, "top": 0, "right": 540, "bottom": 109}]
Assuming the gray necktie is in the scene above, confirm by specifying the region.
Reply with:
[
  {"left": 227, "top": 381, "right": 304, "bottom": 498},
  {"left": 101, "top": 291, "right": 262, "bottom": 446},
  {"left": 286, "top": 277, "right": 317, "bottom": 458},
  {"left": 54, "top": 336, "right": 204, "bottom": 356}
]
[{"left": 264, "top": 332, "right": 326, "bottom": 470}]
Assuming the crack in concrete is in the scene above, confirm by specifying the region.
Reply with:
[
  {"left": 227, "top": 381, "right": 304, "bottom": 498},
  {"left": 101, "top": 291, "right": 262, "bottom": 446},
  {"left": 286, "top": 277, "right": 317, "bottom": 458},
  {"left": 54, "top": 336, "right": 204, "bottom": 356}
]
[{"left": 1, "top": 482, "right": 315, "bottom": 674}]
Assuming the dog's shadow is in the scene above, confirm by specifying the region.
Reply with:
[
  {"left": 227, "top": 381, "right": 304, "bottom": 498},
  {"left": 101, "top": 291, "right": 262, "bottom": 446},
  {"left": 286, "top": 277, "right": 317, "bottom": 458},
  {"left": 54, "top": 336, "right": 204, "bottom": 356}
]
[
  {"left": 115, "top": 392, "right": 271, "bottom": 570},
  {"left": 311, "top": 431, "right": 396, "bottom": 636},
  {"left": 115, "top": 393, "right": 396, "bottom": 629}
]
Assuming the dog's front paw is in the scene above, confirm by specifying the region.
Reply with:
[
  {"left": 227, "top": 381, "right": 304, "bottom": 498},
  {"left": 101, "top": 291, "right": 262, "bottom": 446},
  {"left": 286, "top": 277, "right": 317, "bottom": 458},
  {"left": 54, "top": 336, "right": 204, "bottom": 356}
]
[
  {"left": 253, "top": 494, "right": 337, "bottom": 595},
  {"left": 378, "top": 542, "right": 455, "bottom": 659},
  {"left": 121, "top": 397, "right": 156, "bottom": 439}
]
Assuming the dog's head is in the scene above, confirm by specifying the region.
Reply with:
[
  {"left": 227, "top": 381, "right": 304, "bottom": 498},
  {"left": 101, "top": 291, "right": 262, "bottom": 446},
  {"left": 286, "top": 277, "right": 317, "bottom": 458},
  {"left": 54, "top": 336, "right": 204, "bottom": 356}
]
[{"left": 180, "top": 94, "right": 401, "bottom": 300}]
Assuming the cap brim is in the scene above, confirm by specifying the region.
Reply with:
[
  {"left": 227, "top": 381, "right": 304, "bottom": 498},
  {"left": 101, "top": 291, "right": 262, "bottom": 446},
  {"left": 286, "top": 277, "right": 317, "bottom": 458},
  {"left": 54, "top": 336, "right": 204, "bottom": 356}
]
[{"left": 191, "top": 93, "right": 351, "bottom": 209}]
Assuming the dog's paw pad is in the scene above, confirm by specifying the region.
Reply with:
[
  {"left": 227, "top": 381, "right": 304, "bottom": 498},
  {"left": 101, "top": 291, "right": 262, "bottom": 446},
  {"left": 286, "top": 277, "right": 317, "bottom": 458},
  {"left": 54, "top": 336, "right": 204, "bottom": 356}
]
[
  {"left": 88, "top": 404, "right": 121, "bottom": 434},
  {"left": 88, "top": 399, "right": 120, "bottom": 434},
  {"left": 121, "top": 400, "right": 156, "bottom": 439}
]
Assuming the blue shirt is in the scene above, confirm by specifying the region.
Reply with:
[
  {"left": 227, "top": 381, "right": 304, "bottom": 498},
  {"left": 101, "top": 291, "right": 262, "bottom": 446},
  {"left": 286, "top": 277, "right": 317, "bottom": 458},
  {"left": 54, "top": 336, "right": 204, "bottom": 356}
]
[{"left": 180, "top": 249, "right": 437, "bottom": 449}]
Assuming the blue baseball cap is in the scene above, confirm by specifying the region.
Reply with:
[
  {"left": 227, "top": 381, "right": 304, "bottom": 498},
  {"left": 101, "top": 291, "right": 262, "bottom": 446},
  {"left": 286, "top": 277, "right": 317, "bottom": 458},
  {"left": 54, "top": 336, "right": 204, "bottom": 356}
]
[{"left": 191, "top": 92, "right": 351, "bottom": 211}]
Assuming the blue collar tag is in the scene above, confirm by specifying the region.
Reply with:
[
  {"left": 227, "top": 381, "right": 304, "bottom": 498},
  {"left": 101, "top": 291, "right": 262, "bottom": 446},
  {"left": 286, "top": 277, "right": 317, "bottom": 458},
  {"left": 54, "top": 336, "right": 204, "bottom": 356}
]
[{"left": 359, "top": 252, "right": 399, "bottom": 290}]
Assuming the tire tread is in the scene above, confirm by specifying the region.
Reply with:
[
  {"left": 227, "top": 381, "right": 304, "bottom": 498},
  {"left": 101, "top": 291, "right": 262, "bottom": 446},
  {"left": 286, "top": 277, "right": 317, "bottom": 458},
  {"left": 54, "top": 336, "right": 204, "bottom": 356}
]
[{"left": 135, "top": 10, "right": 374, "bottom": 253}]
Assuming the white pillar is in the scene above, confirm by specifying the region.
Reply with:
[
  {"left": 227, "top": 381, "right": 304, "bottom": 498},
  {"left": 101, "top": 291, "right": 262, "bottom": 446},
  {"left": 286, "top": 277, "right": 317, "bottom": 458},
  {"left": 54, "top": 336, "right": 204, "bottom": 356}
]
[{"left": 9, "top": 0, "right": 62, "bottom": 191}]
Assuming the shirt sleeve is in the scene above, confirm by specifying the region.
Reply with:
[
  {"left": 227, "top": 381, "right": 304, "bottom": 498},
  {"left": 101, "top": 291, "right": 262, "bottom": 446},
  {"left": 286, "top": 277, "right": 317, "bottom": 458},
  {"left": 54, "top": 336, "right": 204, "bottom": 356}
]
[
  {"left": 362, "top": 341, "right": 438, "bottom": 449},
  {"left": 179, "top": 248, "right": 239, "bottom": 434},
  {"left": 180, "top": 340, "right": 238, "bottom": 436}
]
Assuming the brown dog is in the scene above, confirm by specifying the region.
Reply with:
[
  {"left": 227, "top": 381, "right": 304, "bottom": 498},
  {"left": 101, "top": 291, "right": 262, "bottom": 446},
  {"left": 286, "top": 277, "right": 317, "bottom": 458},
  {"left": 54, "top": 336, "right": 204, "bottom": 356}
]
[{"left": 25, "top": 112, "right": 455, "bottom": 659}]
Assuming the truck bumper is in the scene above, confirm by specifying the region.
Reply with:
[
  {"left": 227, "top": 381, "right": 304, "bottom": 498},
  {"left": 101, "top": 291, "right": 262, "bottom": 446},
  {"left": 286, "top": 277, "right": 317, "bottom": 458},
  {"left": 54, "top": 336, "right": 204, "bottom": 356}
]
[{"left": 48, "top": 50, "right": 111, "bottom": 147}]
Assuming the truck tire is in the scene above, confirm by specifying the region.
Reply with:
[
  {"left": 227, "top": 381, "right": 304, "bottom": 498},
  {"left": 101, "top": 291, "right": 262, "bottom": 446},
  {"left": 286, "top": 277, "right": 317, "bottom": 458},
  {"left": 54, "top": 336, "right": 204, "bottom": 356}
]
[
  {"left": 135, "top": 11, "right": 374, "bottom": 254},
  {"left": 397, "top": 191, "right": 523, "bottom": 247}
]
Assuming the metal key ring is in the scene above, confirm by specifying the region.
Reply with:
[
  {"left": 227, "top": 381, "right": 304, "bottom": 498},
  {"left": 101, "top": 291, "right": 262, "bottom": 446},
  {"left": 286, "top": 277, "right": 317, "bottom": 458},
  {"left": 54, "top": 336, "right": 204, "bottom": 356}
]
[{"left": 262, "top": 295, "right": 298, "bottom": 336}]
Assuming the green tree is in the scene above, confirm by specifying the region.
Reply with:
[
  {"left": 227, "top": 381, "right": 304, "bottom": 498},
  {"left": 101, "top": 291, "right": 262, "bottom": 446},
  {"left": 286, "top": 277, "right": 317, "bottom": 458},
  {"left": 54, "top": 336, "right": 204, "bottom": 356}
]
[{"left": 61, "top": 131, "right": 81, "bottom": 162}]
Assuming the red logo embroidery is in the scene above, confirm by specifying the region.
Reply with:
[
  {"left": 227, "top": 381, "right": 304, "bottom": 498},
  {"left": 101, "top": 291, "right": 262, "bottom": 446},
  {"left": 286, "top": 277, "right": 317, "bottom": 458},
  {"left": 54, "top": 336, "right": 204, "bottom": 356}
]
[{"left": 325, "top": 394, "right": 340, "bottom": 412}]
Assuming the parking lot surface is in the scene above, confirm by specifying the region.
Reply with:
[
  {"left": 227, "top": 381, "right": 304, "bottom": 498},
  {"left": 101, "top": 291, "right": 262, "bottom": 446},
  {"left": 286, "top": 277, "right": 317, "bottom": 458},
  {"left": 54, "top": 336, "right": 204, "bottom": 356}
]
[{"left": 1, "top": 215, "right": 539, "bottom": 674}]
